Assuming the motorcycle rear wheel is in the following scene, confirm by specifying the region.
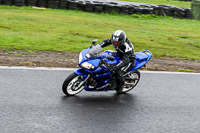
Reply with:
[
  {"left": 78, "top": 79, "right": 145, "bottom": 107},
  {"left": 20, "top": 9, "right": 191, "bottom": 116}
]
[
  {"left": 116, "top": 70, "right": 140, "bottom": 94},
  {"left": 62, "top": 73, "right": 84, "bottom": 96}
]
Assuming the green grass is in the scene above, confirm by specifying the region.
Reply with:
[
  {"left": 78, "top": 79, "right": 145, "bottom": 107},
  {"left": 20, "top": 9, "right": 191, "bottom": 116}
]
[
  {"left": 0, "top": 6, "right": 200, "bottom": 60},
  {"left": 118, "top": 0, "right": 191, "bottom": 8},
  {"left": 178, "top": 68, "right": 197, "bottom": 72}
]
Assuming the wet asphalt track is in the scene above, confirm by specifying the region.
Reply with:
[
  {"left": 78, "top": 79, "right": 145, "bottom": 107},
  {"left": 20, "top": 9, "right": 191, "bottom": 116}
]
[{"left": 0, "top": 67, "right": 200, "bottom": 133}]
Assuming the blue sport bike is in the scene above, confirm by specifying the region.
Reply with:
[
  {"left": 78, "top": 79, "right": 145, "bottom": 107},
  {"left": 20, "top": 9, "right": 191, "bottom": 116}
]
[{"left": 62, "top": 40, "right": 152, "bottom": 96}]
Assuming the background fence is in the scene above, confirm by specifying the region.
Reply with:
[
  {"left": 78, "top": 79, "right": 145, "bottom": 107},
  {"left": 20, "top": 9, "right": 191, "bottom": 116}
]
[{"left": 0, "top": 0, "right": 193, "bottom": 19}]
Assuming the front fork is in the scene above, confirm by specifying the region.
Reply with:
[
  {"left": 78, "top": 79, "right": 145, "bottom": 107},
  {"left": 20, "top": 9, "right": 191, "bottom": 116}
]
[{"left": 74, "top": 69, "right": 90, "bottom": 89}]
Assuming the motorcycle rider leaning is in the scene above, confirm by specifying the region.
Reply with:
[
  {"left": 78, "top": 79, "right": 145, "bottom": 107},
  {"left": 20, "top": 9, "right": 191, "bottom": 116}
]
[{"left": 99, "top": 30, "right": 135, "bottom": 90}]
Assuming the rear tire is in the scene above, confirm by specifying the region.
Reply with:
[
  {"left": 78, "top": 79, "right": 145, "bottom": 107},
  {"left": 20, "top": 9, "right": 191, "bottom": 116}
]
[
  {"left": 62, "top": 73, "right": 84, "bottom": 96},
  {"left": 116, "top": 70, "right": 140, "bottom": 94}
]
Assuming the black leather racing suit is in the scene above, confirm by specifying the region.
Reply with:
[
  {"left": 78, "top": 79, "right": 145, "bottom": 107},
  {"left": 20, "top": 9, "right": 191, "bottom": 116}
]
[{"left": 99, "top": 38, "right": 135, "bottom": 87}]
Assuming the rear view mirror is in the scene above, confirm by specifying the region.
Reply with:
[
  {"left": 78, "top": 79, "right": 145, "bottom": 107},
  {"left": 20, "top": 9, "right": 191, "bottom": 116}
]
[
  {"left": 92, "top": 39, "right": 98, "bottom": 44},
  {"left": 106, "top": 55, "right": 115, "bottom": 61}
]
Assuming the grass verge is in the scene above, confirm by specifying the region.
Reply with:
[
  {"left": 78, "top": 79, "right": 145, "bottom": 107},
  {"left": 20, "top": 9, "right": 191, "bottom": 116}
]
[
  {"left": 0, "top": 6, "right": 199, "bottom": 60},
  {"left": 118, "top": 0, "right": 191, "bottom": 8},
  {"left": 178, "top": 68, "right": 197, "bottom": 72}
]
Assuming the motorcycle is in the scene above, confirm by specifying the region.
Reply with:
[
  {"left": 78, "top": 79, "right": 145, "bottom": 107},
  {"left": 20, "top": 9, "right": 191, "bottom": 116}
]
[{"left": 62, "top": 40, "right": 152, "bottom": 96}]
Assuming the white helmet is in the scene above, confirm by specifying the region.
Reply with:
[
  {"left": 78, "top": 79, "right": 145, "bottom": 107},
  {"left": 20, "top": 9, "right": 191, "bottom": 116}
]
[{"left": 111, "top": 30, "right": 126, "bottom": 47}]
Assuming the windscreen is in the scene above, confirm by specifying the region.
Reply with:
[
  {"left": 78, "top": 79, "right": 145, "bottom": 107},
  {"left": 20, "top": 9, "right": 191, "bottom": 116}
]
[{"left": 88, "top": 44, "right": 103, "bottom": 57}]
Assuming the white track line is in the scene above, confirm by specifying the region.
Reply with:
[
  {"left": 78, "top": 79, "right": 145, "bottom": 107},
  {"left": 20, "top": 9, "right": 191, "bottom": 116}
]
[
  {"left": 0, "top": 66, "right": 199, "bottom": 75},
  {"left": 0, "top": 66, "right": 76, "bottom": 71}
]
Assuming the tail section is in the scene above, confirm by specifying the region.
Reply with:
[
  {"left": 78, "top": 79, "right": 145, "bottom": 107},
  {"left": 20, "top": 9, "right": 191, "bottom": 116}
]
[{"left": 128, "top": 50, "right": 152, "bottom": 71}]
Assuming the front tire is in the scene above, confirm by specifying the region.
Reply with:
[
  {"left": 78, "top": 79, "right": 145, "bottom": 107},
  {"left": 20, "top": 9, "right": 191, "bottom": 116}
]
[
  {"left": 62, "top": 73, "right": 84, "bottom": 96},
  {"left": 116, "top": 70, "right": 140, "bottom": 94}
]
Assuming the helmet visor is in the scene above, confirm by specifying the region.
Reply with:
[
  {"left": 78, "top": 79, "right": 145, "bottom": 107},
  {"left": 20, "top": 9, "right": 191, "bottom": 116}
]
[{"left": 113, "top": 41, "right": 120, "bottom": 46}]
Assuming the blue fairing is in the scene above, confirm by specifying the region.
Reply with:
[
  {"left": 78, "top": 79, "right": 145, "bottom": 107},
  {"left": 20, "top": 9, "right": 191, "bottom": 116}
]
[
  {"left": 78, "top": 49, "right": 118, "bottom": 73},
  {"left": 79, "top": 48, "right": 90, "bottom": 65},
  {"left": 128, "top": 50, "right": 152, "bottom": 71},
  {"left": 76, "top": 49, "right": 152, "bottom": 74},
  {"left": 74, "top": 47, "right": 152, "bottom": 91},
  {"left": 74, "top": 69, "right": 85, "bottom": 75},
  {"left": 79, "top": 49, "right": 101, "bottom": 72}
]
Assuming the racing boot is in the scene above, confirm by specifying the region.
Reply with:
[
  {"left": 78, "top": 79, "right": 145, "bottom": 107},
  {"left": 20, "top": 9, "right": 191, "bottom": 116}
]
[
  {"left": 110, "top": 76, "right": 119, "bottom": 90},
  {"left": 115, "top": 73, "right": 125, "bottom": 93}
]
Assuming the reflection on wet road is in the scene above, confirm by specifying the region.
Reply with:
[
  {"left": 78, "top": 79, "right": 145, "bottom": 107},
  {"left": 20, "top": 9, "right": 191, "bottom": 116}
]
[{"left": 0, "top": 68, "right": 200, "bottom": 133}]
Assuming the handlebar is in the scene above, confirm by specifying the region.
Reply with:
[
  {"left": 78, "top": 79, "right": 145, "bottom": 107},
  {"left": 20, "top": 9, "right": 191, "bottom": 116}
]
[
  {"left": 85, "top": 54, "right": 111, "bottom": 68},
  {"left": 99, "top": 59, "right": 109, "bottom": 67}
]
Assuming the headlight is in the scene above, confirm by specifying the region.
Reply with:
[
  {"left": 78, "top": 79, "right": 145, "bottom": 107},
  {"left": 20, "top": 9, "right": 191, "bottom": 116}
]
[
  {"left": 81, "top": 62, "right": 95, "bottom": 69},
  {"left": 79, "top": 52, "right": 83, "bottom": 64}
]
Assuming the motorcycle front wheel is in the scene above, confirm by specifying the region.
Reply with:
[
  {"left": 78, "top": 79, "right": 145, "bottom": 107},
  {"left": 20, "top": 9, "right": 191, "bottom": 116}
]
[
  {"left": 62, "top": 73, "right": 84, "bottom": 96},
  {"left": 116, "top": 70, "right": 140, "bottom": 94}
]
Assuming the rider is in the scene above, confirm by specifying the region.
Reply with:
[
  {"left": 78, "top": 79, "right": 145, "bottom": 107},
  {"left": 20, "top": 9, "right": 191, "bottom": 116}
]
[{"left": 99, "top": 30, "right": 135, "bottom": 90}]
